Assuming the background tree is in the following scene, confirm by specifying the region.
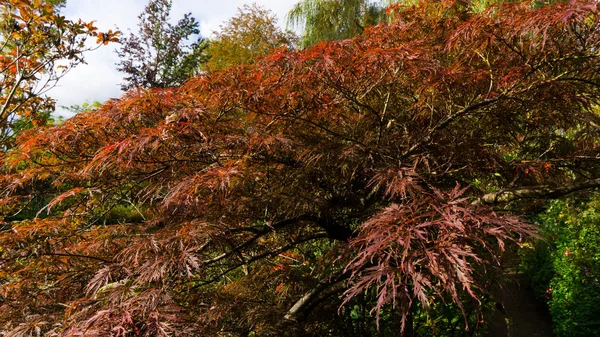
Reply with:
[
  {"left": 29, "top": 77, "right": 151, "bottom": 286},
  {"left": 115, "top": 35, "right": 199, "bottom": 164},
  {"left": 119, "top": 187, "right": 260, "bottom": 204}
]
[
  {"left": 205, "top": 3, "right": 297, "bottom": 71},
  {"left": 286, "top": 0, "right": 549, "bottom": 48},
  {"left": 115, "top": 0, "right": 208, "bottom": 90},
  {"left": 0, "top": 0, "right": 118, "bottom": 149},
  {"left": 61, "top": 99, "right": 102, "bottom": 114},
  {"left": 287, "top": 0, "right": 394, "bottom": 48},
  {"left": 2, "top": 1, "right": 600, "bottom": 336}
]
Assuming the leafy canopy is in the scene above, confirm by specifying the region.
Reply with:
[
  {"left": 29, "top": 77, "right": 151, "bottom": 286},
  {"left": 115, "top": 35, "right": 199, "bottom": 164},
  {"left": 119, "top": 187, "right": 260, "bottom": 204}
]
[
  {"left": 116, "top": 0, "right": 208, "bottom": 90},
  {"left": 2, "top": 0, "right": 600, "bottom": 336},
  {"left": 205, "top": 3, "right": 297, "bottom": 71},
  {"left": 0, "top": 0, "right": 118, "bottom": 149},
  {"left": 287, "top": 0, "right": 393, "bottom": 48}
]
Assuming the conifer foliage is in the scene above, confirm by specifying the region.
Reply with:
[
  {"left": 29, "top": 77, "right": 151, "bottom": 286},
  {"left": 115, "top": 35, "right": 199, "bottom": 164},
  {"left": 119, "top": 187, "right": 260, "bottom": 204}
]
[{"left": 2, "top": 1, "right": 600, "bottom": 336}]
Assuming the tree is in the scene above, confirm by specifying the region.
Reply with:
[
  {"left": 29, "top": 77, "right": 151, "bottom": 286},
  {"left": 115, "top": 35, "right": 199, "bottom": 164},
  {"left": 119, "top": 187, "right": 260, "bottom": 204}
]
[
  {"left": 287, "top": 0, "right": 392, "bottom": 48},
  {"left": 61, "top": 100, "right": 102, "bottom": 114},
  {"left": 115, "top": 0, "right": 208, "bottom": 91},
  {"left": 2, "top": 0, "right": 600, "bottom": 335},
  {"left": 205, "top": 3, "right": 296, "bottom": 71},
  {"left": 286, "top": 0, "right": 546, "bottom": 48},
  {"left": 0, "top": 0, "right": 118, "bottom": 149}
]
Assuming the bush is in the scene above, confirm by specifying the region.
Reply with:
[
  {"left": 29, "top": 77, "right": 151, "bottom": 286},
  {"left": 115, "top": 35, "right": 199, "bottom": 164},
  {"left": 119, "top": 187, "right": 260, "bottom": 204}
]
[{"left": 522, "top": 197, "right": 600, "bottom": 337}]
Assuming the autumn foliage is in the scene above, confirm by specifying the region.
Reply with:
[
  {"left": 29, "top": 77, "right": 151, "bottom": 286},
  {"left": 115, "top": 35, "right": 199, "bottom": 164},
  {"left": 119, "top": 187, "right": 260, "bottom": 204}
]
[
  {"left": 205, "top": 3, "right": 296, "bottom": 71},
  {"left": 0, "top": 0, "right": 118, "bottom": 148},
  {"left": 2, "top": 0, "right": 600, "bottom": 336}
]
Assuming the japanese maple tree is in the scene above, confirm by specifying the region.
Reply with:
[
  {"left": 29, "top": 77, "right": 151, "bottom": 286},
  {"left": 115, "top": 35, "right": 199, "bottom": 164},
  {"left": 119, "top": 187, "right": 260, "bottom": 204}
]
[{"left": 2, "top": 0, "right": 600, "bottom": 336}]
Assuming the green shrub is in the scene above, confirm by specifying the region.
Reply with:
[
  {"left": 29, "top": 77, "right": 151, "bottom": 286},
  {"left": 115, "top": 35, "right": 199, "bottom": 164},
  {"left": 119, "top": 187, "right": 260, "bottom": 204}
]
[{"left": 522, "top": 198, "right": 600, "bottom": 337}]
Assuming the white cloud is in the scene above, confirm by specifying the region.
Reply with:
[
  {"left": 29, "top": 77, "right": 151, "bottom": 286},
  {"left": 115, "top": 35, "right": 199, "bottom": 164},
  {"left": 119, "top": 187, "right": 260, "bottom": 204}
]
[{"left": 52, "top": 0, "right": 299, "bottom": 116}]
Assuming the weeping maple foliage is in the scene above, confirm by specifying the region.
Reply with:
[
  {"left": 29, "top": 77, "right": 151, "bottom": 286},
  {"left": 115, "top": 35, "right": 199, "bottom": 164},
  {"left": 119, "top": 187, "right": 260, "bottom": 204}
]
[{"left": 2, "top": 0, "right": 600, "bottom": 336}]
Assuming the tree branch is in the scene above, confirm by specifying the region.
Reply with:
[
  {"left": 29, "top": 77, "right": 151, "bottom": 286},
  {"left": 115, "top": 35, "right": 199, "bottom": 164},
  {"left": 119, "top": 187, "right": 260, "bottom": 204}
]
[
  {"left": 479, "top": 177, "right": 600, "bottom": 204},
  {"left": 43, "top": 252, "right": 113, "bottom": 264},
  {"left": 194, "top": 233, "right": 328, "bottom": 288},
  {"left": 283, "top": 270, "right": 348, "bottom": 321}
]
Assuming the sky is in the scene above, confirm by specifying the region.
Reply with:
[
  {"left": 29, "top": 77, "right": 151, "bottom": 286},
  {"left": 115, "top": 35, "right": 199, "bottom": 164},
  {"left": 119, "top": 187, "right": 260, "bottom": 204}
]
[{"left": 51, "top": 0, "right": 299, "bottom": 116}]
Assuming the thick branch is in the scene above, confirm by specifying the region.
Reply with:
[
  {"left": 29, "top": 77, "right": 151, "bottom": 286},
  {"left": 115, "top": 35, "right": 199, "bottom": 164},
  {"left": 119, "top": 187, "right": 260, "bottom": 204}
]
[
  {"left": 480, "top": 177, "right": 600, "bottom": 204},
  {"left": 284, "top": 271, "right": 348, "bottom": 321},
  {"left": 0, "top": 74, "right": 23, "bottom": 123}
]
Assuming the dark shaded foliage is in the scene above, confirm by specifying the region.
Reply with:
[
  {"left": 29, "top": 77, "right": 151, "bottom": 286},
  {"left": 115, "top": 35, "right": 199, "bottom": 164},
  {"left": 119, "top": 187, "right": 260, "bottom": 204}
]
[{"left": 2, "top": 1, "right": 600, "bottom": 336}]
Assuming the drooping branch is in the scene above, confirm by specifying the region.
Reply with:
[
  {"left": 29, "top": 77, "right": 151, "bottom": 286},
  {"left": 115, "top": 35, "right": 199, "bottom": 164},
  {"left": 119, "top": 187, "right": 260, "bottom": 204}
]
[{"left": 480, "top": 177, "right": 600, "bottom": 204}]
